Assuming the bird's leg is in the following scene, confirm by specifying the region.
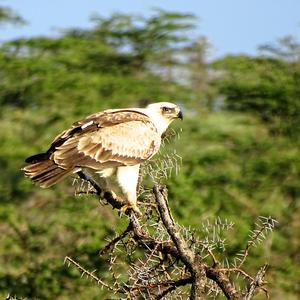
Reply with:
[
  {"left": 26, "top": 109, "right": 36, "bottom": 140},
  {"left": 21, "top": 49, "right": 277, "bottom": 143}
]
[
  {"left": 91, "top": 168, "right": 119, "bottom": 200},
  {"left": 97, "top": 177, "right": 119, "bottom": 202},
  {"left": 117, "top": 165, "right": 142, "bottom": 216}
]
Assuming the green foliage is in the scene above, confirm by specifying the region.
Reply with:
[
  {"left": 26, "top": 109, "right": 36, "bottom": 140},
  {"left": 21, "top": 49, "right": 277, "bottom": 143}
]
[
  {"left": 89, "top": 9, "right": 196, "bottom": 69},
  {"left": 0, "top": 38, "right": 178, "bottom": 111},
  {"left": 0, "top": 6, "right": 26, "bottom": 26},
  {"left": 0, "top": 9, "right": 299, "bottom": 300},
  {"left": 212, "top": 55, "right": 300, "bottom": 136}
]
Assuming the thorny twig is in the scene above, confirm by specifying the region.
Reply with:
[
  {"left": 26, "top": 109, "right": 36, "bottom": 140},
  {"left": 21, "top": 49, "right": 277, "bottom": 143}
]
[
  {"left": 155, "top": 277, "right": 193, "bottom": 299},
  {"left": 66, "top": 170, "right": 275, "bottom": 299},
  {"left": 237, "top": 217, "right": 277, "bottom": 269},
  {"left": 245, "top": 264, "right": 269, "bottom": 300},
  {"left": 64, "top": 256, "right": 118, "bottom": 292},
  {"left": 99, "top": 223, "right": 132, "bottom": 256}
]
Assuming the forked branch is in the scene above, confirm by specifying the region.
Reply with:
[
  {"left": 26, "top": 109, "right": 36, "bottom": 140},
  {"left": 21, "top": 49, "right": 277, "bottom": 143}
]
[{"left": 67, "top": 174, "right": 272, "bottom": 300}]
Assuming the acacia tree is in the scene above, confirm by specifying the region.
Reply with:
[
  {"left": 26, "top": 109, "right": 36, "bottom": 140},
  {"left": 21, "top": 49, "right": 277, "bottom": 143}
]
[
  {"left": 89, "top": 10, "right": 196, "bottom": 71},
  {"left": 0, "top": 6, "right": 25, "bottom": 26},
  {"left": 64, "top": 170, "right": 276, "bottom": 299}
]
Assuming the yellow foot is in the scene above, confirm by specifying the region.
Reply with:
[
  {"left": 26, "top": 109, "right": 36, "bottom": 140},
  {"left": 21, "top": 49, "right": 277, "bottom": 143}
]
[{"left": 120, "top": 203, "right": 142, "bottom": 216}]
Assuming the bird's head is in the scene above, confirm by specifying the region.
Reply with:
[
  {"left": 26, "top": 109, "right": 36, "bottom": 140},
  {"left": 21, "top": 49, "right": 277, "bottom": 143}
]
[{"left": 145, "top": 102, "right": 183, "bottom": 134}]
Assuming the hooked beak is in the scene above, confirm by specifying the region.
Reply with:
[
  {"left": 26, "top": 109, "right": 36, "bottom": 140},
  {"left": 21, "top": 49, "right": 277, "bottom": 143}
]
[{"left": 177, "top": 110, "right": 183, "bottom": 120}]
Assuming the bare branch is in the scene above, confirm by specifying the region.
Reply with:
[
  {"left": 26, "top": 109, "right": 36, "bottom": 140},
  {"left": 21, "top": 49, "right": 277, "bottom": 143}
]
[
  {"left": 99, "top": 223, "right": 132, "bottom": 256},
  {"left": 218, "top": 268, "right": 254, "bottom": 282},
  {"left": 205, "top": 266, "right": 241, "bottom": 300},
  {"left": 153, "top": 185, "right": 243, "bottom": 300},
  {"left": 64, "top": 256, "right": 118, "bottom": 292},
  {"left": 244, "top": 264, "right": 269, "bottom": 300},
  {"left": 153, "top": 185, "right": 195, "bottom": 272},
  {"left": 155, "top": 277, "right": 193, "bottom": 299},
  {"left": 77, "top": 170, "right": 127, "bottom": 210}
]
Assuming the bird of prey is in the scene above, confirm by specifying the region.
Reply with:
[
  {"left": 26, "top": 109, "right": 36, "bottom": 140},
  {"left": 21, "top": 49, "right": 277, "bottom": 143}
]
[{"left": 23, "top": 102, "right": 183, "bottom": 215}]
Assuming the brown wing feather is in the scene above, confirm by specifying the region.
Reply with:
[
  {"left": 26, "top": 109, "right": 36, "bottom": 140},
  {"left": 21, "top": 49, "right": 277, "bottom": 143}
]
[
  {"left": 51, "top": 110, "right": 161, "bottom": 170},
  {"left": 50, "top": 109, "right": 149, "bottom": 150},
  {"left": 77, "top": 121, "right": 160, "bottom": 163}
]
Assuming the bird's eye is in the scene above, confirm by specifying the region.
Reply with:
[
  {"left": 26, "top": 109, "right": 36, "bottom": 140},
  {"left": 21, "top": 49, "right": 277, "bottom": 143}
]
[{"left": 162, "top": 106, "right": 171, "bottom": 113}]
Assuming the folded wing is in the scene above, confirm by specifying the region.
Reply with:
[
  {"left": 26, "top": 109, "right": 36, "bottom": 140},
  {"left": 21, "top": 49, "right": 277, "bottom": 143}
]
[{"left": 51, "top": 109, "right": 161, "bottom": 170}]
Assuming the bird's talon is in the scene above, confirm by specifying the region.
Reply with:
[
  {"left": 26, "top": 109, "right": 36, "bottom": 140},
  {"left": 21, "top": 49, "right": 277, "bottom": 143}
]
[{"left": 120, "top": 204, "right": 142, "bottom": 217}]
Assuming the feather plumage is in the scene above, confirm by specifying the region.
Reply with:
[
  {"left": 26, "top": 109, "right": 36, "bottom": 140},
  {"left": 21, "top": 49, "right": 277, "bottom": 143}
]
[{"left": 22, "top": 102, "right": 182, "bottom": 214}]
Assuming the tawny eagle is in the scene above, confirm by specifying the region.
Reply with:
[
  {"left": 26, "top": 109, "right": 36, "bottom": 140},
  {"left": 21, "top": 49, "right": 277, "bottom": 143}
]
[{"left": 22, "top": 102, "right": 183, "bottom": 214}]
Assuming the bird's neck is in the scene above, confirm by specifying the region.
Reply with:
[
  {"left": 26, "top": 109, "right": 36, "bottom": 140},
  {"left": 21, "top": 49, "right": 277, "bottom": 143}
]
[{"left": 144, "top": 110, "right": 173, "bottom": 135}]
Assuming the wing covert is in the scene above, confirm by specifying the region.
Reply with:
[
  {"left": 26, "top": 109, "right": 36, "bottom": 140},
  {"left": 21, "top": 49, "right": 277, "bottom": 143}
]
[
  {"left": 51, "top": 111, "right": 161, "bottom": 169},
  {"left": 77, "top": 120, "right": 161, "bottom": 165}
]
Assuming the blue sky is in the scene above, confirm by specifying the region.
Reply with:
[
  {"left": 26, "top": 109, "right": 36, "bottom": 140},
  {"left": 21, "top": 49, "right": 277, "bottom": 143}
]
[{"left": 1, "top": 0, "right": 300, "bottom": 59}]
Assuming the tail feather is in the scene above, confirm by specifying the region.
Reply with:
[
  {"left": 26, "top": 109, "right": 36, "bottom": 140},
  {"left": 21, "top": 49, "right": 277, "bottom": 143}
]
[
  {"left": 25, "top": 153, "right": 50, "bottom": 163},
  {"left": 22, "top": 153, "right": 73, "bottom": 188}
]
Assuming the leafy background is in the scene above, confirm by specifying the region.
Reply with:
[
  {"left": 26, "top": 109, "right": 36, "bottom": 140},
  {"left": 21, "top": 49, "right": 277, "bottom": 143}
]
[{"left": 0, "top": 7, "right": 299, "bottom": 299}]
